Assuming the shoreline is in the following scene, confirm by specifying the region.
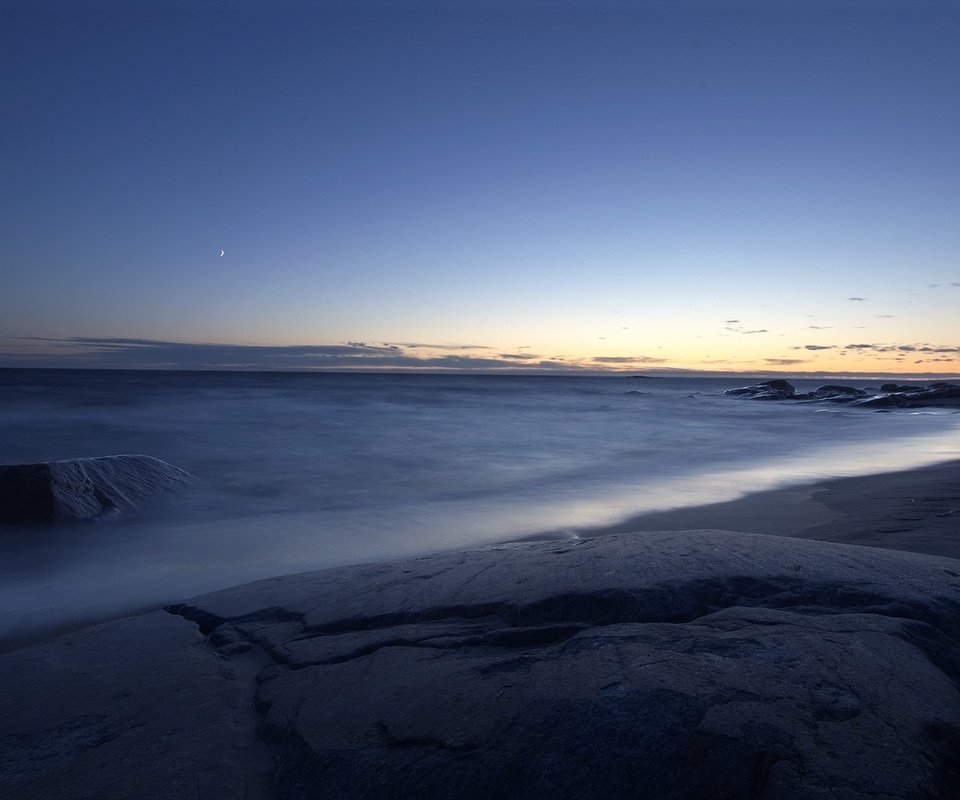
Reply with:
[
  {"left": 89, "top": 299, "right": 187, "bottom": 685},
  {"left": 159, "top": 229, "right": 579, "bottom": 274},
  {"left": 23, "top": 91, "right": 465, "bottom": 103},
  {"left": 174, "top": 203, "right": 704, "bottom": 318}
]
[
  {"left": 572, "top": 457, "right": 960, "bottom": 560},
  {"left": 3, "top": 459, "right": 959, "bottom": 657},
  {"left": 3, "top": 461, "right": 960, "bottom": 796}
]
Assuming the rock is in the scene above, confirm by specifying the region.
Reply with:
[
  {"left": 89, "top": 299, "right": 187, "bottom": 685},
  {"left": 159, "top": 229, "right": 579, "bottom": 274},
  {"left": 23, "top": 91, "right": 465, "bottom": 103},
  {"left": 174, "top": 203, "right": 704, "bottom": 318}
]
[
  {"left": 725, "top": 381, "right": 960, "bottom": 409},
  {"left": 807, "top": 384, "right": 868, "bottom": 399},
  {"left": 880, "top": 383, "right": 923, "bottom": 393},
  {"left": 723, "top": 379, "right": 796, "bottom": 400},
  {"left": 0, "top": 455, "right": 191, "bottom": 524},
  {"left": 4, "top": 530, "right": 959, "bottom": 798},
  {"left": 851, "top": 394, "right": 908, "bottom": 409},
  {"left": 0, "top": 611, "right": 273, "bottom": 799},
  {"left": 853, "top": 382, "right": 960, "bottom": 409},
  {"left": 910, "top": 382, "right": 960, "bottom": 405}
]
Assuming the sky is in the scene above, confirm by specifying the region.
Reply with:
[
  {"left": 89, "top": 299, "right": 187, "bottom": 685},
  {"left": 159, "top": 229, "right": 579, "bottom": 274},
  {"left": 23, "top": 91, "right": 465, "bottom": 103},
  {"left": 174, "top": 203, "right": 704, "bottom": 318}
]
[{"left": 2, "top": 0, "right": 958, "bottom": 376}]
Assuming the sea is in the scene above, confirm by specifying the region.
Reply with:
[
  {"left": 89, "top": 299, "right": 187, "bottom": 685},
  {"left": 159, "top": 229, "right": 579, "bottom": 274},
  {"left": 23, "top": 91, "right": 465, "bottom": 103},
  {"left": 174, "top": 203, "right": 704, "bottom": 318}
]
[{"left": 2, "top": 368, "right": 959, "bottom": 647}]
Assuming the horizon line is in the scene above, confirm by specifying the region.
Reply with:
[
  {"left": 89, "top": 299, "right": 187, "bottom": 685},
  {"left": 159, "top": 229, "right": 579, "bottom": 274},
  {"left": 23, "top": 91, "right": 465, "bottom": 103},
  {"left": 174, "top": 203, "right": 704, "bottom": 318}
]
[{"left": 1, "top": 364, "right": 958, "bottom": 382}]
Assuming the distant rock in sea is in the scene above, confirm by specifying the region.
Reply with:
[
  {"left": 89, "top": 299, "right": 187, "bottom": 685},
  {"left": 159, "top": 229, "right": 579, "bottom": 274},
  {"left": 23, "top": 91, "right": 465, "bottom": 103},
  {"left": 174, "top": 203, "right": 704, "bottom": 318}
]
[
  {"left": 808, "top": 384, "right": 868, "bottom": 399},
  {"left": 723, "top": 378, "right": 797, "bottom": 400},
  {"left": 853, "top": 382, "right": 960, "bottom": 409},
  {"left": 0, "top": 455, "right": 191, "bottom": 524},
  {"left": 724, "top": 380, "right": 960, "bottom": 408}
]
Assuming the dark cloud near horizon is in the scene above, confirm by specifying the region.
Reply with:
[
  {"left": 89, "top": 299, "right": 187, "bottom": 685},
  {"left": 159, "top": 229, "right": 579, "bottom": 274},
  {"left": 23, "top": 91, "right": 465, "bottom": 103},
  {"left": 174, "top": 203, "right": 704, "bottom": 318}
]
[
  {"left": 847, "top": 297, "right": 866, "bottom": 301},
  {"left": 765, "top": 358, "right": 807, "bottom": 365},
  {"left": 7, "top": 337, "right": 586, "bottom": 372},
  {"left": 387, "top": 341, "right": 492, "bottom": 350},
  {"left": 841, "top": 342, "right": 960, "bottom": 355},
  {"left": 591, "top": 355, "right": 667, "bottom": 364},
  {"left": 779, "top": 339, "right": 959, "bottom": 364},
  {"left": 11, "top": 337, "right": 393, "bottom": 369}
]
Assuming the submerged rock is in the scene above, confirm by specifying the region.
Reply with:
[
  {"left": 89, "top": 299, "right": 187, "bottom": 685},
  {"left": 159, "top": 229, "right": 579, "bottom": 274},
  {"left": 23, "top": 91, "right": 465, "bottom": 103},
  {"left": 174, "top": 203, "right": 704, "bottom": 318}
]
[
  {"left": 5, "top": 530, "right": 958, "bottom": 799},
  {"left": 0, "top": 455, "right": 191, "bottom": 524}
]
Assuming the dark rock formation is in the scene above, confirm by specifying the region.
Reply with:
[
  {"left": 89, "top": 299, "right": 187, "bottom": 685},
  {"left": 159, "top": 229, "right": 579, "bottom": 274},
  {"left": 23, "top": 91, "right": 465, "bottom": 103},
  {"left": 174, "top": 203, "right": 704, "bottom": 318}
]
[
  {"left": 3, "top": 530, "right": 960, "bottom": 798},
  {"left": 880, "top": 383, "right": 923, "bottom": 393},
  {"left": 808, "top": 384, "right": 868, "bottom": 399},
  {"left": 852, "top": 382, "right": 960, "bottom": 409},
  {"left": 723, "top": 379, "right": 796, "bottom": 400},
  {"left": 0, "top": 455, "right": 191, "bottom": 524},
  {"left": 725, "top": 380, "right": 960, "bottom": 409}
]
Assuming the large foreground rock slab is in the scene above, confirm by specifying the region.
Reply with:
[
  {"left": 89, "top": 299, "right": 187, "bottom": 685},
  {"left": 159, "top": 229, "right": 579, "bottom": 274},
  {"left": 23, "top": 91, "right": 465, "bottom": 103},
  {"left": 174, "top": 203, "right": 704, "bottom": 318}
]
[
  {"left": 3, "top": 529, "right": 960, "bottom": 798},
  {"left": 0, "top": 455, "right": 191, "bottom": 524},
  {"left": 0, "top": 611, "right": 272, "bottom": 799}
]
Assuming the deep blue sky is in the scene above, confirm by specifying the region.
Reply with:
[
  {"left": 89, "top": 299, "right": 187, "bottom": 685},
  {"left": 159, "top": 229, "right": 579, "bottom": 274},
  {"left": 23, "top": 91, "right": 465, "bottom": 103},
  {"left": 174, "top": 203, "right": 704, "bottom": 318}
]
[{"left": 2, "top": 0, "right": 958, "bottom": 374}]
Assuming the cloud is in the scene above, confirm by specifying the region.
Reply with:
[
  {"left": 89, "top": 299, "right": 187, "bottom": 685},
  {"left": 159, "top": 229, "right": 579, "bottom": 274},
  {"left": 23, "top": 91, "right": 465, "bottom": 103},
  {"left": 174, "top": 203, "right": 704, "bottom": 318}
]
[
  {"left": 874, "top": 315, "right": 895, "bottom": 319},
  {"left": 807, "top": 325, "right": 832, "bottom": 330},
  {"left": 391, "top": 342, "right": 492, "bottom": 350},
  {"left": 847, "top": 297, "right": 866, "bottom": 301},
  {"left": 6, "top": 337, "right": 560, "bottom": 372},
  {"left": 723, "top": 321, "right": 767, "bottom": 335},
  {"left": 803, "top": 345, "right": 835, "bottom": 351},
  {"left": 6, "top": 337, "right": 679, "bottom": 372},
  {"left": 13, "top": 337, "right": 402, "bottom": 369},
  {"left": 591, "top": 355, "right": 668, "bottom": 364},
  {"left": 835, "top": 342, "right": 960, "bottom": 357},
  {"left": 765, "top": 358, "right": 807, "bottom": 365}
]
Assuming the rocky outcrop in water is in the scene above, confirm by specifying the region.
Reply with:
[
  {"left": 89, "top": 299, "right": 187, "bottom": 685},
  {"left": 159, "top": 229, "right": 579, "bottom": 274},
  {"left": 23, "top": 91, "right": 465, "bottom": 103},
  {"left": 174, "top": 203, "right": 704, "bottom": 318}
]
[
  {"left": 723, "top": 378, "right": 797, "bottom": 400},
  {"left": 0, "top": 455, "right": 191, "bottom": 524},
  {"left": 853, "top": 381, "right": 960, "bottom": 408},
  {"left": 3, "top": 530, "right": 959, "bottom": 799},
  {"left": 724, "top": 380, "right": 960, "bottom": 408}
]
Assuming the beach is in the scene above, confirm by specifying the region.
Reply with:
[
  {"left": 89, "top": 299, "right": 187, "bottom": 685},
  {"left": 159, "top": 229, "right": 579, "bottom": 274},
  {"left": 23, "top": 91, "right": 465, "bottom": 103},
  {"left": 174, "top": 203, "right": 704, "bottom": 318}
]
[
  {"left": 6, "top": 0, "right": 960, "bottom": 795},
  {"left": 3, "top": 369, "right": 960, "bottom": 648},
  {"left": 2, "top": 457, "right": 960, "bottom": 798},
  {"left": 613, "top": 457, "right": 960, "bottom": 560}
]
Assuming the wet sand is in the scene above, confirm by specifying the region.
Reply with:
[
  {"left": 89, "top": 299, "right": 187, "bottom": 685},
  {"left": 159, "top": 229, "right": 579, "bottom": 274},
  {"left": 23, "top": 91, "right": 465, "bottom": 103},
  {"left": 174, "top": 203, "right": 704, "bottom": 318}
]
[{"left": 605, "top": 458, "right": 960, "bottom": 560}]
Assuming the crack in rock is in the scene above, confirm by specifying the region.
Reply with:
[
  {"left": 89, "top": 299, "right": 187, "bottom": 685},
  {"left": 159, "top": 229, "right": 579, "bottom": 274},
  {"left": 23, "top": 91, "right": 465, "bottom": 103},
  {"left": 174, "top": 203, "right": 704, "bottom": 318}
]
[
  {"left": 155, "top": 530, "right": 960, "bottom": 799},
  {"left": 375, "top": 721, "right": 477, "bottom": 754}
]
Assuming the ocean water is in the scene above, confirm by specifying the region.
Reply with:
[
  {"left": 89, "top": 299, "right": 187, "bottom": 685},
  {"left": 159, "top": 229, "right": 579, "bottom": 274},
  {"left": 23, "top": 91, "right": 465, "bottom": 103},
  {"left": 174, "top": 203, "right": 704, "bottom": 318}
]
[{"left": 2, "top": 368, "right": 960, "bottom": 645}]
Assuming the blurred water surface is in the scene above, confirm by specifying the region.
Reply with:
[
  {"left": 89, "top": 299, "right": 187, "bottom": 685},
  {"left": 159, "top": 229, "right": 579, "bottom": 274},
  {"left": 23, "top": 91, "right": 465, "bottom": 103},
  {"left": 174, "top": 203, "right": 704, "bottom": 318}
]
[{"left": 2, "top": 368, "right": 959, "bottom": 644}]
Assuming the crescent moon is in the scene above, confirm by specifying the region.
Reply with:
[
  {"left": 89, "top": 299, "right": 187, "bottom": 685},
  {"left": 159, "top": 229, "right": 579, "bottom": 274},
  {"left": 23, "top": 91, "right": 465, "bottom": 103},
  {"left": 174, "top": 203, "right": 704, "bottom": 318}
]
[{"left": 219, "top": 250, "right": 225, "bottom": 257}]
